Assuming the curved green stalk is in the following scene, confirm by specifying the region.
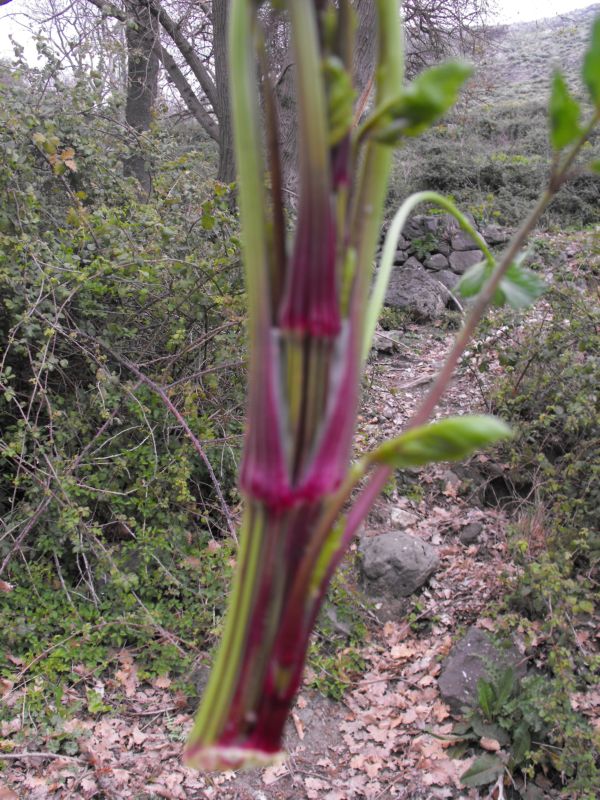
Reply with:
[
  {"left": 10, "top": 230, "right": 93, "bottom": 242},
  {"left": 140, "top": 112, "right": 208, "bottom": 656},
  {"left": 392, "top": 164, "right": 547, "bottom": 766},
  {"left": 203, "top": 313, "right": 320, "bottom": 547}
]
[
  {"left": 350, "top": 0, "right": 404, "bottom": 326},
  {"left": 362, "top": 190, "right": 494, "bottom": 363},
  {"left": 229, "top": 0, "right": 270, "bottom": 341},
  {"left": 289, "top": 0, "right": 330, "bottom": 191}
]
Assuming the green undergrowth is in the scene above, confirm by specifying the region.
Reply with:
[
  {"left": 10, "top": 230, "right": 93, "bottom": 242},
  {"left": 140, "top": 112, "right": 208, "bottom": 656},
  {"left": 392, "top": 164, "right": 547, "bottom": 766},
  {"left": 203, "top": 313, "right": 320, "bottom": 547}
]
[
  {"left": 0, "top": 58, "right": 370, "bottom": 736},
  {"left": 457, "top": 242, "right": 600, "bottom": 798}
]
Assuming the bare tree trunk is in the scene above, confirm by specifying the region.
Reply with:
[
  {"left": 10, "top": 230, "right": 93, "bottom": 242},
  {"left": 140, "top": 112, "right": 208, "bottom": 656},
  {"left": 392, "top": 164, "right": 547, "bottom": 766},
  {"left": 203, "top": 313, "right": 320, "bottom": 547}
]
[
  {"left": 213, "top": 0, "right": 235, "bottom": 183},
  {"left": 123, "top": 2, "right": 159, "bottom": 195},
  {"left": 354, "top": 0, "right": 377, "bottom": 95}
]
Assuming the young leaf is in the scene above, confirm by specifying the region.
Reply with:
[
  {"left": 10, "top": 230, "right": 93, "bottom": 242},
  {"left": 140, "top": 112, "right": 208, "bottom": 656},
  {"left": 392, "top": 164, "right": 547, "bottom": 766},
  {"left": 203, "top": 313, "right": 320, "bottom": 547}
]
[
  {"left": 457, "top": 260, "right": 492, "bottom": 298},
  {"left": 324, "top": 56, "right": 356, "bottom": 146},
  {"left": 582, "top": 17, "right": 600, "bottom": 107},
  {"left": 477, "top": 678, "right": 495, "bottom": 718},
  {"left": 458, "top": 259, "right": 545, "bottom": 310},
  {"left": 511, "top": 722, "right": 532, "bottom": 765},
  {"left": 495, "top": 666, "right": 516, "bottom": 707},
  {"left": 549, "top": 72, "right": 581, "bottom": 150},
  {"left": 461, "top": 753, "right": 504, "bottom": 788},
  {"left": 499, "top": 263, "right": 546, "bottom": 309},
  {"left": 471, "top": 718, "right": 511, "bottom": 746},
  {"left": 369, "top": 415, "right": 512, "bottom": 469},
  {"left": 371, "top": 61, "right": 473, "bottom": 143}
]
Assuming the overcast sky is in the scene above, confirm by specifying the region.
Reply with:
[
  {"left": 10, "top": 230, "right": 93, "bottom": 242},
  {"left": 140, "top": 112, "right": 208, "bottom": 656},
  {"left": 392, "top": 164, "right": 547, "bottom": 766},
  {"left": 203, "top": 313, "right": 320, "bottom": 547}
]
[{"left": 0, "top": 0, "right": 597, "bottom": 60}]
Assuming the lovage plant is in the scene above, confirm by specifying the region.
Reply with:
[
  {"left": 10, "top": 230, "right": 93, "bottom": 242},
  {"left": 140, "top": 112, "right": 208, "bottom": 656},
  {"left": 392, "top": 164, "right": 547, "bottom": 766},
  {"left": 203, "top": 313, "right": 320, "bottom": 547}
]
[{"left": 185, "top": 1, "right": 600, "bottom": 770}]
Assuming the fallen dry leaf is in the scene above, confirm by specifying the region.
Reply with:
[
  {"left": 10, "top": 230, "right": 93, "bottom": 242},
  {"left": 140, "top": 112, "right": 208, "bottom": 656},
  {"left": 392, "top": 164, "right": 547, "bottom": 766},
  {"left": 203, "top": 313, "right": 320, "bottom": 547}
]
[
  {"left": 131, "top": 726, "right": 148, "bottom": 746},
  {"left": 480, "top": 736, "right": 501, "bottom": 752},
  {"left": 262, "top": 764, "right": 287, "bottom": 785},
  {"left": 292, "top": 711, "right": 305, "bottom": 740},
  {"left": 390, "top": 643, "right": 417, "bottom": 660},
  {"left": 0, "top": 581, "right": 14, "bottom": 594},
  {"left": 154, "top": 675, "right": 172, "bottom": 690},
  {"left": 115, "top": 651, "right": 138, "bottom": 698}
]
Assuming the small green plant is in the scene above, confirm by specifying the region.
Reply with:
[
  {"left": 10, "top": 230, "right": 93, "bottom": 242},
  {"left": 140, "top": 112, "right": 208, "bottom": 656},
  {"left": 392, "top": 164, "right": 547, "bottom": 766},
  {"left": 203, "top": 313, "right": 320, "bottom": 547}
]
[
  {"left": 451, "top": 665, "right": 600, "bottom": 796},
  {"left": 411, "top": 232, "right": 438, "bottom": 260}
]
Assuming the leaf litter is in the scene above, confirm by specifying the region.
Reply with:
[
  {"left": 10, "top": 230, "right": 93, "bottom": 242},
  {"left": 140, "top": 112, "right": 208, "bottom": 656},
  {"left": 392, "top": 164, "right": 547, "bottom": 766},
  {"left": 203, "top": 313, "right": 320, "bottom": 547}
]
[{"left": 0, "top": 321, "right": 582, "bottom": 798}]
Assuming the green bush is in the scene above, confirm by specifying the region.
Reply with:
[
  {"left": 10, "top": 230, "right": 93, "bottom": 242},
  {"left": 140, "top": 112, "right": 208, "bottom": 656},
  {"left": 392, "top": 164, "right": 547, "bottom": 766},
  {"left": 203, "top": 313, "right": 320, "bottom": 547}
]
[{"left": 0, "top": 59, "right": 246, "bottom": 689}]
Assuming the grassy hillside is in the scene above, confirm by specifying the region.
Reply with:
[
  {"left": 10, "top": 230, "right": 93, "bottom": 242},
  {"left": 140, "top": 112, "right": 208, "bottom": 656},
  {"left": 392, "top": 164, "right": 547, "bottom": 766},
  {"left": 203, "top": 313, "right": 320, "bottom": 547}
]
[{"left": 390, "top": 3, "right": 600, "bottom": 228}]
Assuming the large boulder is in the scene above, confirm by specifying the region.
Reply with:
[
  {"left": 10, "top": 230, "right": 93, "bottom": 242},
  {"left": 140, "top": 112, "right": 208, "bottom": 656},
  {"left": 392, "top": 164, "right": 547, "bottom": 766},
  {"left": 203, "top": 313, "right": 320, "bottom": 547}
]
[
  {"left": 435, "top": 269, "right": 460, "bottom": 291},
  {"left": 359, "top": 531, "right": 439, "bottom": 598},
  {"left": 481, "top": 224, "right": 510, "bottom": 245},
  {"left": 385, "top": 264, "right": 447, "bottom": 320},
  {"left": 449, "top": 249, "right": 485, "bottom": 274},
  {"left": 438, "top": 627, "right": 527, "bottom": 714},
  {"left": 451, "top": 231, "right": 486, "bottom": 252},
  {"left": 424, "top": 253, "right": 449, "bottom": 271}
]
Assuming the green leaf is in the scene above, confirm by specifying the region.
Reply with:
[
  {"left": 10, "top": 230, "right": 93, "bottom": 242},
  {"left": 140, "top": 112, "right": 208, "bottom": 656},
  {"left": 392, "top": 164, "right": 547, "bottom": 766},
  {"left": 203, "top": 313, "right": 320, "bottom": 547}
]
[
  {"left": 495, "top": 667, "right": 516, "bottom": 707},
  {"left": 457, "top": 260, "right": 492, "bottom": 298},
  {"left": 371, "top": 61, "right": 473, "bottom": 143},
  {"left": 590, "top": 160, "right": 600, "bottom": 173},
  {"left": 324, "top": 56, "right": 356, "bottom": 146},
  {"left": 471, "top": 717, "right": 511, "bottom": 746},
  {"left": 499, "top": 263, "right": 546, "bottom": 309},
  {"left": 458, "top": 259, "right": 546, "bottom": 310},
  {"left": 511, "top": 722, "right": 531, "bottom": 765},
  {"left": 461, "top": 753, "right": 504, "bottom": 788},
  {"left": 582, "top": 17, "right": 600, "bottom": 107},
  {"left": 370, "top": 415, "right": 512, "bottom": 470},
  {"left": 447, "top": 742, "right": 471, "bottom": 758},
  {"left": 477, "top": 678, "right": 495, "bottom": 718},
  {"left": 549, "top": 72, "right": 581, "bottom": 150}
]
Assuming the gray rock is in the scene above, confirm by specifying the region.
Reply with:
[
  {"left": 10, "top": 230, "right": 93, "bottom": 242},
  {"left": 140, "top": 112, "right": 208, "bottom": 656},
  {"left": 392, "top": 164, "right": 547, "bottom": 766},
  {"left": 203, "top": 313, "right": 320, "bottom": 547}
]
[
  {"left": 403, "top": 255, "right": 424, "bottom": 270},
  {"left": 451, "top": 231, "right": 486, "bottom": 252},
  {"left": 380, "top": 405, "right": 396, "bottom": 420},
  {"left": 481, "top": 224, "right": 510, "bottom": 245},
  {"left": 438, "top": 627, "right": 526, "bottom": 713},
  {"left": 390, "top": 508, "right": 419, "bottom": 528},
  {"left": 385, "top": 265, "right": 447, "bottom": 320},
  {"left": 393, "top": 250, "right": 409, "bottom": 265},
  {"left": 436, "top": 213, "right": 461, "bottom": 237},
  {"left": 449, "top": 249, "right": 485, "bottom": 274},
  {"left": 459, "top": 522, "right": 483, "bottom": 545},
  {"left": 359, "top": 531, "right": 439, "bottom": 598},
  {"left": 435, "top": 269, "right": 460, "bottom": 290},
  {"left": 403, "top": 215, "right": 429, "bottom": 239},
  {"left": 371, "top": 331, "right": 396, "bottom": 353},
  {"left": 424, "top": 253, "right": 449, "bottom": 271},
  {"left": 436, "top": 241, "right": 451, "bottom": 256}
]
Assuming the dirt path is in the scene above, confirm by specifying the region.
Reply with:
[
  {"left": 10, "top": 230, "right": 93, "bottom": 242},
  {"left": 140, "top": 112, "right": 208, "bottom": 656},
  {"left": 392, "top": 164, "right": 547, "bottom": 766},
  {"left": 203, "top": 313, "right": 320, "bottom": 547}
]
[{"left": 0, "top": 323, "right": 519, "bottom": 800}]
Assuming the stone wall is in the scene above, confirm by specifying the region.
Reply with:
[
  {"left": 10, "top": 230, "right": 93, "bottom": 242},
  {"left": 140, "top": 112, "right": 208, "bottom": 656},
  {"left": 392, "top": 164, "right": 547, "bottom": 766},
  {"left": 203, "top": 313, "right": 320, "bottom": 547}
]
[{"left": 378, "top": 214, "right": 509, "bottom": 320}]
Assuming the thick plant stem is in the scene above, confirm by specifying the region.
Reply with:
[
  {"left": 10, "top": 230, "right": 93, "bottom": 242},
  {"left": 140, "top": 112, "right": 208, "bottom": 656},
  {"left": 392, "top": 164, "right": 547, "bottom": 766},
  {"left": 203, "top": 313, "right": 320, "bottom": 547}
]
[{"left": 184, "top": 500, "right": 329, "bottom": 769}]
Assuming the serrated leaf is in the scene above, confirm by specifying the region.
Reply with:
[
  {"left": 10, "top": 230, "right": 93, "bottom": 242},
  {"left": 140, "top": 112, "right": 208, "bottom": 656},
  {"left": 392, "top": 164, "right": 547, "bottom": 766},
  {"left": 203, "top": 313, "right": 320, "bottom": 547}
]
[
  {"left": 457, "top": 260, "right": 492, "bottom": 298},
  {"left": 549, "top": 72, "right": 581, "bottom": 149},
  {"left": 582, "top": 17, "right": 600, "bottom": 107},
  {"left": 371, "top": 61, "right": 473, "bottom": 143},
  {"left": 461, "top": 753, "right": 504, "bottom": 788},
  {"left": 369, "top": 415, "right": 512, "bottom": 470},
  {"left": 458, "top": 260, "right": 546, "bottom": 310},
  {"left": 499, "top": 263, "right": 546, "bottom": 309}
]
